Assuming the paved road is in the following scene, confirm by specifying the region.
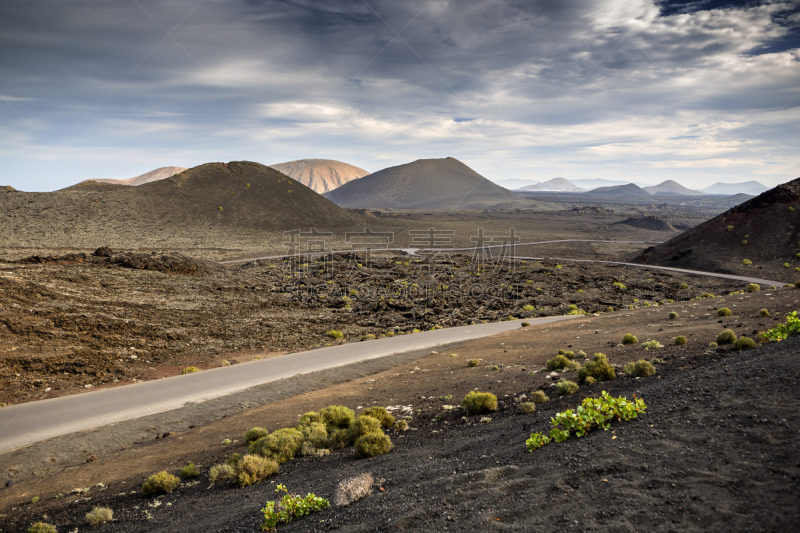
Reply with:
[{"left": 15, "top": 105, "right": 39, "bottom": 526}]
[{"left": 0, "top": 316, "right": 579, "bottom": 453}]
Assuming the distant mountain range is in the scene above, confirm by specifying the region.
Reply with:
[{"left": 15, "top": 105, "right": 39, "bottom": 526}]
[
  {"left": 324, "top": 157, "right": 558, "bottom": 210},
  {"left": 83, "top": 166, "right": 188, "bottom": 186},
  {"left": 590, "top": 183, "right": 652, "bottom": 196},
  {"left": 513, "top": 177, "right": 767, "bottom": 197},
  {"left": 269, "top": 159, "right": 369, "bottom": 194},
  {"left": 642, "top": 180, "right": 704, "bottom": 196}
]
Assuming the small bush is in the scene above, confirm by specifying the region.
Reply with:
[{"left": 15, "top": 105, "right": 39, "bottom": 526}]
[
  {"left": 700, "top": 292, "right": 714, "bottom": 299},
  {"left": 622, "top": 334, "right": 638, "bottom": 345},
  {"left": 244, "top": 427, "right": 269, "bottom": 444},
  {"left": 521, "top": 322, "right": 530, "bottom": 327},
  {"left": 220, "top": 360, "right": 231, "bottom": 366},
  {"left": 742, "top": 259, "right": 752, "bottom": 266},
  {"left": 235, "top": 454, "right": 279, "bottom": 486},
  {"left": 576, "top": 350, "right": 586, "bottom": 358},
  {"left": 796, "top": 280, "right": 800, "bottom": 288},
  {"left": 86, "top": 506, "right": 113, "bottom": 526},
  {"left": 142, "top": 471, "right": 179, "bottom": 496},
  {"left": 180, "top": 462, "right": 199, "bottom": 479},
  {"left": 556, "top": 380, "right": 579, "bottom": 395},
  {"left": 717, "top": 307, "right": 732, "bottom": 316},
  {"left": 679, "top": 283, "right": 688, "bottom": 289},
  {"left": 394, "top": 420, "right": 409, "bottom": 431},
  {"left": 623, "top": 359, "right": 656, "bottom": 377},
  {"left": 726, "top": 225, "right": 734, "bottom": 232},
  {"left": 326, "top": 330, "right": 344, "bottom": 339},
  {"left": 546, "top": 354, "right": 571, "bottom": 371},
  {"left": 759, "top": 308, "right": 771, "bottom": 317},
  {"left": 226, "top": 453, "right": 243, "bottom": 466},
  {"left": 467, "top": 358, "right": 479, "bottom": 367},
  {"left": 27, "top": 524, "right": 56, "bottom": 533},
  {"left": 642, "top": 340, "right": 663, "bottom": 350},
  {"left": 785, "top": 263, "right": 790, "bottom": 268},
  {"left": 669, "top": 311, "right": 678, "bottom": 319},
  {"left": 250, "top": 428, "right": 304, "bottom": 463},
  {"left": 584, "top": 376, "right": 596, "bottom": 384},
  {"left": 717, "top": 329, "right": 737, "bottom": 345},
  {"left": 319, "top": 405, "right": 355, "bottom": 429},
  {"left": 746, "top": 283, "right": 760, "bottom": 292},
  {"left": 181, "top": 366, "right": 200, "bottom": 375},
  {"left": 523, "top": 304, "right": 535, "bottom": 311},
  {"left": 362, "top": 407, "right": 395, "bottom": 429},
  {"left": 354, "top": 432, "right": 393, "bottom": 458},
  {"left": 675, "top": 335, "right": 687, "bottom": 345},
  {"left": 519, "top": 402, "right": 536, "bottom": 413},
  {"left": 735, "top": 337, "right": 756, "bottom": 350},
  {"left": 348, "top": 415, "right": 382, "bottom": 442},
  {"left": 334, "top": 473, "right": 373, "bottom": 507},
  {"left": 577, "top": 353, "right": 615, "bottom": 383},
  {"left": 360, "top": 334, "right": 376, "bottom": 341},
  {"left": 461, "top": 391, "right": 498, "bottom": 415},
  {"left": 558, "top": 349, "right": 565, "bottom": 355},
  {"left": 262, "top": 484, "right": 330, "bottom": 530},
  {"left": 563, "top": 350, "right": 576, "bottom": 360},
  {"left": 209, "top": 463, "right": 234, "bottom": 483},
  {"left": 299, "top": 422, "right": 329, "bottom": 448},
  {"left": 531, "top": 390, "right": 549, "bottom": 404},
  {"left": 709, "top": 342, "right": 719, "bottom": 348}
]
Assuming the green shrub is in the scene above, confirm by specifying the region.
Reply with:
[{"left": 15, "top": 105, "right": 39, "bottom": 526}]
[
  {"left": 298, "top": 411, "right": 321, "bottom": 425},
  {"left": 298, "top": 422, "right": 328, "bottom": 448},
  {"left": 556, "top": 380, "right": 579, "bottom": 395},
  {"left": 746, "top": 283, "right": 760, "bottom": 292},
  {"left": 250, "top": 428, "right": 304, "bottom": 463},
  {"left": 27, "top": 523, "right": 56, "bottom": 533},
  {"left": 394, "top": 419, "right": 409, "bottom": 431},
  {"left": 717, "top": 329, "right": 737, "bottom": 345},
  {"left": 642, "top": 340, "right": 664, "bottom": 350},
  {"left": 521, "top": 322, "right": 530, "bottom": 327},
  {"left": 142, "top": 471, "right": 179, "bottom": 496},
  {"left": 226, "top": 453, "right": 243, "bottom": 466},
  {"left": 622, "top": 333, "right": 638, "bottom": 345},
  {"left": 576, "top": 350, "right": 586, "bottom": 358},
  {"left": 360, "top": 334, "right": 376, "bottom": 341},
  {"left": 326, "top": 330, "right": 344, "bottom": 339},
  {"left": 327, "top": 428, "right": 352, "bottom": 449},
  {"left": 244, "top": 427, "right": 269, "bottom": 444},
  {"left": 86, "top": 506, "right": 113, "bottom": 526},
  {"left": 348, "top": 415, "right": 381, "bottom": 441},
  {"left": 735, "top": 337, "right": 756, "bottom": 350},
  {"left": 679, "top": 283, "right": 688, "bottom": 289},
  {"left": 675, "top": 335, "right": 687, "bottom": 345},
  {"left": 623, "top": 359, "right": 656, "bottom": 377},
  {"left": 700, "top": 292, "right": 714, "bottom": 299},
  {"left": 181, "top": 366, "right": 200, "bottom": 374},
  {"left": 796, "top": 281, "right": 800, "bottom": 288},
  {"left": 467, "top": 358, "right": 480, "bottom": 367},
  {"left": 546, "top": 354, "right": 571, "bottom": 370},
  {"left": 669, "top": 311, "right": 678, "bottom": 319},
  {"left": 262, "top": 484, "right": 329, "bottom": 530},
  {"left": 558, "top": 348, "right": 565, "bottom": 355},
  {"left": 785, "top": 263, "right": 790, "bottom": 268},
  {"left": 362, "top": 407, "right": 395, "bottom": 429},
  {"left": 519, "top": 402, "right": 536, "bottom": 413},
  {"left": 717, "top": 307, "right": 731, "bottom": 316},
  {"left": 523, "top": 304, "right": 535, "bottom": 311},
  {"left": 742, "top": 259, "right": 752, "bottom": 266},
  {"left": 235, "top": 454, "right": 279, "bottom": 486},
  {"left": 180, "top": 462, "right": 199, "bottom": 479},
  {"left": 354, "top": 431, "right": 393, "bottom": 458},
  {"left": 709, "top": 341, "right": 718, "bottom": 348},
  {"left": 209, "top": 463, "right": 234, "bottom": 483},
  {"left": 726, "top": 225, "right": 734, "bottom": 232},
  {"left": 584, "top": 376, "right": 596, "bottom": 384},
  {"left": 461, "top": 391, "right": 498, "bottom": 415},
  {"left": 563, "top": 350, "right": 576, "bottom": 360},
  {"left": 764, "top": 311, "right": 800, "bottom": 341},
  {"left": 531, "top": 390, "right": 549, "bottom": 404},
  {"left": 577, "top": 353, "right": 615, "bottom": 383},
  {"left": 666, "top": 299, "right": 674, "bottom": 304},
  {"left": 319, "top": 405, "right": 355, "bottom": 429}
]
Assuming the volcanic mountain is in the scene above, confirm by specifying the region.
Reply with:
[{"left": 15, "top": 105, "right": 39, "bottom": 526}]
[
  {"left": 588, "top": 183, "right": 651, "bottom": 196},
  {"left": 518, "top": 178, "right": 585, "bottom": 192},
  {"left": 612, "top": 215, "right": 677, "bottom": 232},
  {"left": 269, "top": 159, "right": 369, "bottom": 194},
  {"left": 324, "top": 157, "right": 557, "bottom": 210},
  {"left": 702, "top": 181, "right": 770, "bottom": 196},
  {"left": 0, "top": 162, "right": 365, "bottom": 250},
  {"left": 83, "top": 166, "right": 188, "bottom": 186},
  {"left": 643, "top": 180, "right": 704, "bottom": 196},
  {"left": 635, "top": 177, "right": 800, "bottom": 281}
]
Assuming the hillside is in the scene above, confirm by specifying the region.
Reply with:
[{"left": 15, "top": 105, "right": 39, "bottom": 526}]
[
  {"left": 83, "top": 166, "right": 188, "bottom": 186},
  {"left": 612, "top": 215, "right": 677, "bottom": 232},
  {"left": 518, "top": 177, "right": 585, "bottom": 192},
  {"left": 0, "top": 162, "right": 365, "bottom": 253},
  {"left": 635, "top": 177, "right": 800, "bottom": 281},
  {"left": 324, "top": 157, "right": 557, "bottom": 210},
  {"left": 269, "top": 159, "right": 369, "bottom": 194},
  {"left": 588, "top": 183, "right": 651, "bottom": 196},
  {"left": 702, "top": 181, "right": 769, "bottom": 196},
  {"left": 643, "top": 180, "right": 704, "bottom": 196}
]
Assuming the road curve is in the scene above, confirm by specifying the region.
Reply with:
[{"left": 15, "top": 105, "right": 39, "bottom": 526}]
[{"left": 0, "top": 316, "right": 579, "bottom": 453}]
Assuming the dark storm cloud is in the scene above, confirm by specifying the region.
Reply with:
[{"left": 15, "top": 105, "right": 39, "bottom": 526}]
[{"left": 0, "top": 0, "right": 798, "bottom": 190}]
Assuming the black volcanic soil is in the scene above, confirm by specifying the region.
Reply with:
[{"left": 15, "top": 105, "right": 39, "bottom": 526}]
[
  {"left": 636, "top": 177, "right": 800, "bottom": 282},
  {"left": 613, "top": 215, "right": 677, "bottom": 232},
  {"left": 0, "top": 249, "right": 760, "bottom": 406},
  {"left": 3, "top": 292, "right": 799, "bottom": 532}
]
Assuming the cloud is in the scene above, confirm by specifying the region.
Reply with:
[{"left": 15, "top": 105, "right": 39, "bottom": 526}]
[{"left": 0, "top": 0, "right": 797, "bottom": 190}]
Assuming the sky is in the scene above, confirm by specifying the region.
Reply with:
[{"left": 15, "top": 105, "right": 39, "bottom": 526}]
[{"left": 1, "top": 0, "right": 799, "bottom": 192}]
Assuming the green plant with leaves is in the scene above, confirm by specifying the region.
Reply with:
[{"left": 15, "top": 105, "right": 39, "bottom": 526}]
[
  {"left": 525, "top": 432, "right": 551, "bottom": 451},
  {"left": 261, "top": 484, "right": 330, "bottom": 531},
  {"left": 764, "top": 311, "right": 800, "bottom": 341}
]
